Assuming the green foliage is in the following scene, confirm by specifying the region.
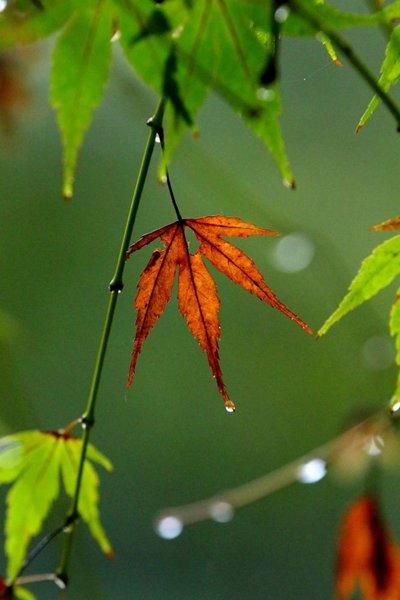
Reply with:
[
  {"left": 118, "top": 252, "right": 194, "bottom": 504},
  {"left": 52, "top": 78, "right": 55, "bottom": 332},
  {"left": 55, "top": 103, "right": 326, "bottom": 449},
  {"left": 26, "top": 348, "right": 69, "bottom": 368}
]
[
  {"left": 50, "top": 0, "right": 113, "bottom": 199},
  {"left": 3, "top": 0, "right": 398, "bottom": 197},
  {"left": 0, "top": 430, "right": 112, "bottom": 580},
  {"left": 390, "top": 291, "right": 400, "bottom": 398},
  {"left": 357, "top": 26, "right": 400, "bottom": 130},
  {"left": 318, "top": 235, "right": 400, "bottom": 337},
  {"left": 14, "top": 587, "right": 35, "bottom": 600},
  {"left": 0, "top": 0, "right": 77, "bottom": 50}
]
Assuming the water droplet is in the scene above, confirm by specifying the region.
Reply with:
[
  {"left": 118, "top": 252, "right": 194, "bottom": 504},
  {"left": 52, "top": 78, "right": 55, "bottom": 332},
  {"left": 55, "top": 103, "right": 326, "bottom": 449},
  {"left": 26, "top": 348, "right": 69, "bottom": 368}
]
[
  {"left": 274, "top": 5, "right": 290, "bottom": 23},
  {"left": 272, "top": 233, "right": 314, "bottom": 273},
  {"left": 155, "top": 515, "right": 183, "bottom": 540},
  {"left": 210, "top": 501, "right": 234, "bottom": 523},
  {"left": 297, "top": 458, "right": 327, "bottom": 484},
  {"left": 0, "top": 0, "right": 7, "bottom": 12},
  {"left": 155, "top": 133, "right": 161, "bottom": 144},
  {"left": 225, "top": 401, "right": 235, "bottom": 413},
  {"left": 256, "top": 87, "right": 275, "bottom": 102},
  {"left": 361, "top": 335, "right": 394, "bottom": 371},
  {"left": 364, "top": 435, "right": 384, "bottom": 457}
]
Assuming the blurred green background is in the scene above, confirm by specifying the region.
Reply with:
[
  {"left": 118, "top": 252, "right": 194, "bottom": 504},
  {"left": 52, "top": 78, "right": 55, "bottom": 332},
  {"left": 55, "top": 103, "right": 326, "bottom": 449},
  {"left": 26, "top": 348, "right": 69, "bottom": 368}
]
[{"left": 1, "top": 26, "right": 400, "bottom": 599}]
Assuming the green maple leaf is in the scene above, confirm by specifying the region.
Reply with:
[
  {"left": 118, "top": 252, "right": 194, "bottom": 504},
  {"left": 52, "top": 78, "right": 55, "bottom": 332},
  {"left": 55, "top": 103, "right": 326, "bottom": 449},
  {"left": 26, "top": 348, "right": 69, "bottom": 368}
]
[{"left": 0, "top": 429, "right": 112, "bottom": 581}]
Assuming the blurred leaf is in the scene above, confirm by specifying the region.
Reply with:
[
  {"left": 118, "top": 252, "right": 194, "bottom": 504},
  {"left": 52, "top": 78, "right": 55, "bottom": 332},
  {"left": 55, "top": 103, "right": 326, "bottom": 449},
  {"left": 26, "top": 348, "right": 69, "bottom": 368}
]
[
  {"left": 118, "top": 0, "right": 294, "bottom": 186},
  {"left": 283, "top": 1, "right": 384, "bottom": 36},
  {"left": 336, "top": 495, "right": 400, "bottom": 599},
  {"left": 318, "top": 236, "right": 400, "bottom": 336},
  {"left": 14, "top": 587, "right": 35, "bottom": 600},
  {"left": 60, "top": 437, "right": 113, "bottom": 557},
  {"left": 389, "top": 291, "right": 400, "bottom": 399},
  {"left": 0, "top": 0, "right": 78, "bottom": 50},
  {"left": 357, "top": 26, "right": 400, "bottom": 131},
  {"left": 0, "top": 430, "right": 112, "bottom": 580},
  {"left": 126, "top": 215, "right": 311, "bottom": 411},
  {"left": 50, "top": 0, "right": 113, "bottom": 199},
  {"left": 371, "top": 215, "right": 400, "bottom": 231}
]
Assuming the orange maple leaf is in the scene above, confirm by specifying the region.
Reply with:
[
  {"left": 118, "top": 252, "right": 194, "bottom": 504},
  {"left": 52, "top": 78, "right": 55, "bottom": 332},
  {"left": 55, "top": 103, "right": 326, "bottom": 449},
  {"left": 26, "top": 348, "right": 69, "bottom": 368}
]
[
  {"left": 336, "top": 495, "right": 400, "bottom": 600},
  {"left": 126, "top": 216, "right": 312, "bottom": 411}
]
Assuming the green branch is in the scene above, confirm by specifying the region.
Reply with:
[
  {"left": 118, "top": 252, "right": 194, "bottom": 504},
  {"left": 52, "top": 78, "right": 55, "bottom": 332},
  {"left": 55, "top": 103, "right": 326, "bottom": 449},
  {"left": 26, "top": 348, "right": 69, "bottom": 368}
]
[
  {"left": 56, "top": 97, "right": 166, "bottom": 587},
  {"left": 292, "top": 0, "right": 400, "bottom": 130}
]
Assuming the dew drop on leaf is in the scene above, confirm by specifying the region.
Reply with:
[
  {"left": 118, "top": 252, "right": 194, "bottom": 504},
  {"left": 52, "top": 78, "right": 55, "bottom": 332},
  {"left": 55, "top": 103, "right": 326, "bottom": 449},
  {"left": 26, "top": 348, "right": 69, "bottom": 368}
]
[{"left": 155, "top": 516, "right": 183, "bottom": 540}]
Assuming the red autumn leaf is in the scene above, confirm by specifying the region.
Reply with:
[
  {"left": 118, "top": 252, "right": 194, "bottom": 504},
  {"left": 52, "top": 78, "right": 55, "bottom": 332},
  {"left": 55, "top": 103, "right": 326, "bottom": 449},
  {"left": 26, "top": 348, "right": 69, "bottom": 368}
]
[
  {"left": 126, "top": 215, "right": 312, "bottom": 411},
  {"left": 370, "top": 216, "right": 400, "bottom": 232},
  {"left": 336, "top": 495, "right": 400, "bottom": 600}
]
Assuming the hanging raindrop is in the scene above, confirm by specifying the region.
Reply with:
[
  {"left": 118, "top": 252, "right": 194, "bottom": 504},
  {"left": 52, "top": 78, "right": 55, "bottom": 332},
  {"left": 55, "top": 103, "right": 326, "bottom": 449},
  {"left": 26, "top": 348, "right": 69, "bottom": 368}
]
[
  {"left": 155, "top": 515, "right": 183, "bottom": 540},
  {"left": 297, "top": 458, "right": 327, "bottom": 484},
  {"left": 210, "top": 501, "right": 234, "bottom": 523}
]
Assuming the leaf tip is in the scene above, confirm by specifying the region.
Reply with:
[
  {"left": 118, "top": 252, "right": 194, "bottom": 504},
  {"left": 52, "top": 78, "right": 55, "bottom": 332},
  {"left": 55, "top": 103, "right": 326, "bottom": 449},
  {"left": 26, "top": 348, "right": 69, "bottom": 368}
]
[
  {"left": 333, "top": 58, "right": 343, "bottom": 67},
  {"left": 283, "top": 178, "right": 296, "bottom": 190},
  {"left": 106, "top": 548, "right": 115, "bottom": 560},
  {"left": 62, "top": 185, "right": 73, "bottom": 202},
  {"left": 355, "top": 122, "right": 364, "bottom": 134}
]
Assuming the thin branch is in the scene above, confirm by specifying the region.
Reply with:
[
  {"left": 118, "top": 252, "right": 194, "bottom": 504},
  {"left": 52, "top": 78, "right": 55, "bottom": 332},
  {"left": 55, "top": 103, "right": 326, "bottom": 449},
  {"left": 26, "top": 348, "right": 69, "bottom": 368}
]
[
  {"left": 291, "top": 0, "right": 400, "bottom": 130},
  {"left": 15, "top": 573, "right": 60, "bottom": 586},
  {"left": 155, "top": 411, "right": 394, "bottom": 531},
  {"left": 56, "top": 98, "right": 166, "bottom": 586}
]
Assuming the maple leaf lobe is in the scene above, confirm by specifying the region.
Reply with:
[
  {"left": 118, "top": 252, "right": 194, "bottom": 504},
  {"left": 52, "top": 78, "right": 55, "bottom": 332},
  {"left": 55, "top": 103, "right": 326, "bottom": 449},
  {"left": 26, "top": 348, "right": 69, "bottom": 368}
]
[{"left": 126, "top": 215, "right": 311, "bottom": 409}]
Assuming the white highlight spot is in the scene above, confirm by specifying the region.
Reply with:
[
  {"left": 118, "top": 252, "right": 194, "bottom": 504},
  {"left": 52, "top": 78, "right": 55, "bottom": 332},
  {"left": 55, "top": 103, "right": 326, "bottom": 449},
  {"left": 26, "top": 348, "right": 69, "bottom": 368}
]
[
  {"left": 0, "top": 0, "right": 7, "bottom": 12},
  {"left": 272, "top": 233, "right": 314, "bottom": 273},
  {"left": 210, "top": 501, "right": 234, "bottom": 523},
  {"left": 155, "top": 516, "right": 183, "bottom": 540},
  {"left": 257, "top": 87, "right": 275, "bottom": 102},
  {"left": 364, "top": 435, "right": 384, "bottom": 457},
  {"left": 297, "top": 458, "right": 327, "bottom": 484},
  {"left": 274, "top": 5, "right": 290, "bottom": 23},
  {"left": 361, "top": 335, "right": 394, "bottom": 371},
  {"left": 390, "top": 399, "right": 400, "bottom": 416},
  {"left": 111, "top": 30, "right": 121, "bottom": 43}
]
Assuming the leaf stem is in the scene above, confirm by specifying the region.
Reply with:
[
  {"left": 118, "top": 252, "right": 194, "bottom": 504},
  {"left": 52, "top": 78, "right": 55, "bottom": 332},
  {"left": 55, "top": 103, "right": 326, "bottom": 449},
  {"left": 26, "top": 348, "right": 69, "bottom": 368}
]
[
  {"left": 291, "top": 0, "right": 400, "bottom": 130},
  {"left": 56, "top": 97, "right": 165, "bottom": 588},
  {"left": 156, "top": 127, "right": 183, "bottom": 222}
]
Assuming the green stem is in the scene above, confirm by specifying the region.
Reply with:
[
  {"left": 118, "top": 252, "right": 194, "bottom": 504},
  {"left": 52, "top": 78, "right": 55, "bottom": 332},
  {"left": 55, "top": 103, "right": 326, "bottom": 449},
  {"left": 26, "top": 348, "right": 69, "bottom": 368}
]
[
  {"left": 292, "top": 0, "right": 400, "bottom": 130},
  {"left": 56, "top": 98, "right": 165, "bottom": 588}
]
